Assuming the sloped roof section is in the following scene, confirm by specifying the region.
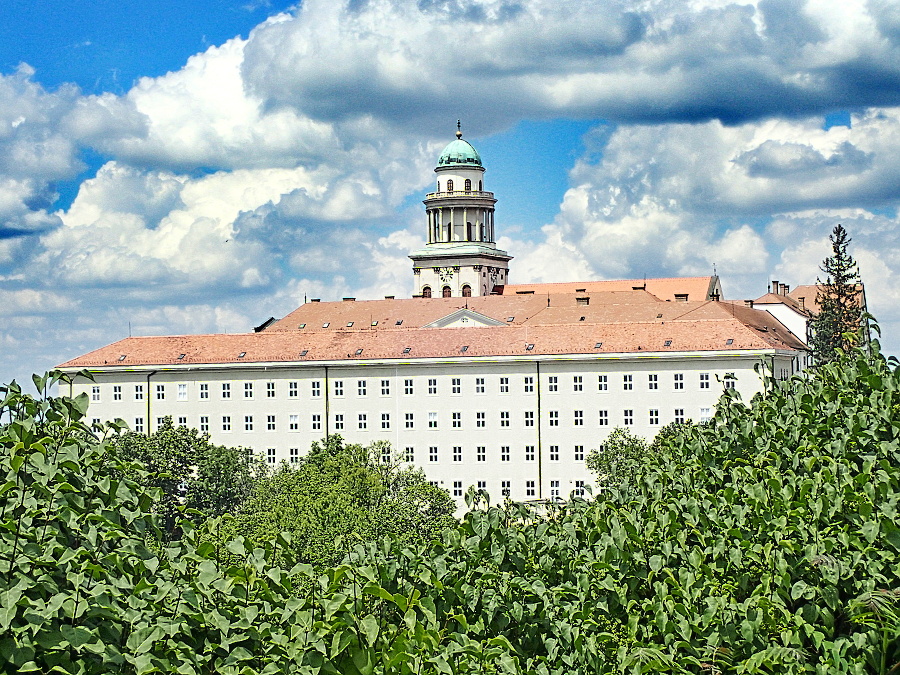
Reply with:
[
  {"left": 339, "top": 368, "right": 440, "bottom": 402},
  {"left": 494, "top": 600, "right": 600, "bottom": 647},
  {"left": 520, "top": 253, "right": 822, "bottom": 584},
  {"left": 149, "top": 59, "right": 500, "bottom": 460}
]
[{"left": 501, "top": 276, "right": 721, "bottom": 303}]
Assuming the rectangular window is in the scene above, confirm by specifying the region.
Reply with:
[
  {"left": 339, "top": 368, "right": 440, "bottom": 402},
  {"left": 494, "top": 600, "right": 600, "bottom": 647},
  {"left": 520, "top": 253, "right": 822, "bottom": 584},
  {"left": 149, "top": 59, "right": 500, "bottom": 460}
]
[
  {"left": 700, "top": 373, "right": 710, "bottom": 389},
  {"left": 550, "top": 480, "right": 561, "bottom": 499},
  {"left": 501, "top": 481, "right": 511, "bottom": 497},
  {"left": 290, "top": 447, "right": 299, "bottom": 463},
  {"left": 549, "top": 411, "right": 559, "bottom": 427},
  {"left": 405, "top": 412, "right": 414, "bottom": 429},
  {"left": 381, "top": 446, "right": 391, "bottom": 464},
  {"left": 176, "top": 383, "right": 187, "bottom": 401},
  {"left": 135, "top": 384, "right": 144, "bottom": 401},
  {"left": 525, "top": 446, "right": 535, "bottom": 462},
  {"left": 177, "top": 416, "right": 187, "bottom": 427},
  {"left": 267, "top": 414, "right": 276, "bottom": 431},
  {"left": 267, "top": 381, "right": 276, "bottom": 398},
  {"left": 499, "top": 377, "right": 509, "bottom": 393},
  {"left": 312, "top": 414, "right": 322, "bottom": 431},
  {"left": 575, "top": 445, "right": 584, "bottom": 461},
  {"left": 428, "top": 412, "right": 438, "bottom": 429},
  {"left": 334, "top": 414, "right": 344, "bottom": 430},
  {"left": 112, "top": 385, "right": 122, "bottom": 401},
  {"left": 289, "top": 414, "right": 299, "bottom": 430},
  {"left": 501, "top": 446, "right": 510, "bottom": 462},
  {"left": 244, "top": 382, "right": 253, "bottom": 399},
  {"left": 524, "top": 376, "right": 534, "bottom": 393},
  {"left": 476, "top": 446, "right": 486, "bottom": 462},
  {"left": 311, "top": 381, "right": 321, "bottom": 398},
  {"left": 598, "top": 375, "right": 608, "bottom": 391},
  {"left": 91, "top": 385, "right": 100, "bottom": 402},
  {"left": 574, "top": 410, "right": 584, "bottom": 426},
  {"left": 453, "top": 481, "right": 463, "bottom": 497},
  {"left": 477, "top": 480, "right": 487, "bottom": 490},
  {"left": 548, "top": 376, "right": 558, "bottom": 392},
  {"left": 404, "top": 379, "right": 414, "bottom": 395},
  {"left": 289, "top": 381, "right": 298, "bottom": 397},
  {"left": 675, "top": 409, "right": 685, "bottom": 424},
  {"left": 700, "top": 407, "right": 712, "bottom": 423},
  {"left": 358, "top": 380, "right": 367, "bottom": 396},
  {"left": 428, "top": 379, "right": 437, "bottom": 395},
  {"left": 574, "top": 480, "right": 586, "bottom": 497},
  {"left": 526, "top": 480, "right": 536, "bottom": 497},
  {"left": 623, "top": 375, "right": 633, "bottom": 391},
  {"left": 244, "top": 415, "right": 253, "bottom": 431},
  {"left": 475, "top": 377, "right": 485, "bottom": 394},
  {"left": 549, "top": 445, "right": 559, "bottom": 461},
  {"left": 381, "top": 413, "right": 390, "bottom": 430},
  {"left": 599, "top": 410, "right": 609, "bottom": 426},
  {"left": 573, "top": 375, "right": 583, "bottom": 392},
  {"left": 724, "top": 373, "right": 736, "bottom": 390},
  {"left": 334, "top": 380, "right": 344, "bottom": 397},
  {"left": 451, "top": 378, "right": 461, "bottom": 394},
  {"left": 453, "top": 446, "right": 462, "bottom": 463},
  {"left": 267, "top": 448, "right": 276, "bottom": 465},
  {"left": 624, "top": 410, "right": 634, "bottom": 426},
  {"left": 358, "top": 413, "right": 367, "bottom": 430},
  {"left": 156, "top": 417, "right": 166, "bottom": 429},
  {"left": 452, "top": 412, "right": 462, "bottom": 429},
  {"left": 199, "top": 383, "right": 208, "bottom": 400},
  {"left": 648, "top": 374, "right": 658, "bottom": 390},
  {"left": 199, "top": 416, "right": 209, "bottom": 432},
  {"left": 524, "top": 410, "right": 535, "bottom": 427},
  {"left": 134, "top": 417, "right": 144, "bottom": 433},
  {"left": 404, "top": 447, "right": 414, "bottom": 462},
  {"left": 650, "top": 409, "right": 659, "bottom": 425},
  {"left": 476, "top": 412, "right": 486, "bottom": 428},
  {"left": 222, "top": 382, "right": 230, "bottom": 399},
  {"left": 429, "top": 446, "right": 438, "bottom": 463},
  {"left": 674, "top": 373, "right": 684, "bottom": 390},
  {"left": 156, "top": 384, "right": 165, "bottom": 400},
  {"left": 381, "top": 379, "right": 390, "bottom": 396},
  {"left": 500, "top": 411, "right": 510, "bottom": 427},
  {"left": 222, "top": 416, "right": 231, "bottom": 432}
]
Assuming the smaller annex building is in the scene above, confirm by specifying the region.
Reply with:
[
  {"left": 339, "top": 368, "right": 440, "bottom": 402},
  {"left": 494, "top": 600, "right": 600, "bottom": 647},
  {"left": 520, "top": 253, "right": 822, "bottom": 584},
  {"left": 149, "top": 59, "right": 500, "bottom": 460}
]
[{"left": 59, "top": 129, "right": 809, "bottom": 507}]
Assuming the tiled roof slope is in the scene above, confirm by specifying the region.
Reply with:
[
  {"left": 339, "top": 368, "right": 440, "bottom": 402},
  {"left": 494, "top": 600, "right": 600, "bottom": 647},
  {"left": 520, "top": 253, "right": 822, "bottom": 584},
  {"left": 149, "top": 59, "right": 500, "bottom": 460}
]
[
  {"left": 786, "top": 284, "right": 866, "bottom": 316},
  {"left": 501, "top": 276, "right": 719, "bottom": 302},
  {"left": 59, "top": 297, "right": 807, "bottom": 369},
  {"left": 751, "top": 293, "right": 810, "bottom": 315}
]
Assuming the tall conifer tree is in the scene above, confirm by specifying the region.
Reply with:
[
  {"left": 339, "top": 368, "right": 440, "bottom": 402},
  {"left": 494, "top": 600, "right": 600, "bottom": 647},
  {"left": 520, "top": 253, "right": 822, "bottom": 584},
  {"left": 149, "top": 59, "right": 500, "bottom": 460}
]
[{"left": 811, "top": 224, "right": 863, "bottom": 364}]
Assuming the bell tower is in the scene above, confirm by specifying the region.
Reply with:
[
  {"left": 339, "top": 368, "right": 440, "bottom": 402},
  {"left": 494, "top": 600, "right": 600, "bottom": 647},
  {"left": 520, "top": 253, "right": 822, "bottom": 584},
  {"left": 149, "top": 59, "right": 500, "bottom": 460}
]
[{"left": 410, "top": 123, "right": 512, "bottom": 298}]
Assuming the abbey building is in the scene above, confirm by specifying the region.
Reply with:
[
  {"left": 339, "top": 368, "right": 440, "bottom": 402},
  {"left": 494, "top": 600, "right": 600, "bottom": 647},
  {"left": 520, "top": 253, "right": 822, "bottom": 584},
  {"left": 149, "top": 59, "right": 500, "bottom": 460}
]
[{"left": 59, "top": 128, "right": 809, "bottom": 507}]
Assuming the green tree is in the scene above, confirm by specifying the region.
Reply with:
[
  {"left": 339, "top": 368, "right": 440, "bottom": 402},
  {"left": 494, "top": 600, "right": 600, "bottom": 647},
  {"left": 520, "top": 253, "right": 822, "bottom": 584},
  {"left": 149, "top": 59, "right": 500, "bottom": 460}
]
[
  {"left": 211, "top": 435, "right": 456, "bottom": 569},
  {"left": 811, "top": 223, "right": 864, "bottom": 364},
  {"left": 109, "top": 416, "right": 256, "bottom": 535},
  {"left": 585, "top": 427, "right": 648, "bottom": 492}
]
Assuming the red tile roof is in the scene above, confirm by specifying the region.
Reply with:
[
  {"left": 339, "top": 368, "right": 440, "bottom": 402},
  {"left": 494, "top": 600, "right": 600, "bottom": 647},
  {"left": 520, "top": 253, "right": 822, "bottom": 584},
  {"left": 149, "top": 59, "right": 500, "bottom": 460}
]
[
  {"left": 59, "top": 283, "right": 807, "bottom": 369},
  {"left": 501, "top": 276, "right": 720, "bottom": 302}
]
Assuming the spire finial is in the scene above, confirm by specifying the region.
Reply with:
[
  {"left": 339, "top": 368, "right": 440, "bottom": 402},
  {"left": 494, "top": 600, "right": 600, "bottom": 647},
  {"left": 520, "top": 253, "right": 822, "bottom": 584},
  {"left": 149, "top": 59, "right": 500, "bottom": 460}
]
[{"left": 456, "top": 119, "right": 462, "bottom": 139}]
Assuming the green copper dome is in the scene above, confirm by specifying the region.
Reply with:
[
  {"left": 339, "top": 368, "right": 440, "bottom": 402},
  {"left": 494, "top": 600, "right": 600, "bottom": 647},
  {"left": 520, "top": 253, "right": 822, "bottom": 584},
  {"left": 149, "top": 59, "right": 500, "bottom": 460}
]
[{"left": 437, "top": 137, "right": 482, "bottom": 167}]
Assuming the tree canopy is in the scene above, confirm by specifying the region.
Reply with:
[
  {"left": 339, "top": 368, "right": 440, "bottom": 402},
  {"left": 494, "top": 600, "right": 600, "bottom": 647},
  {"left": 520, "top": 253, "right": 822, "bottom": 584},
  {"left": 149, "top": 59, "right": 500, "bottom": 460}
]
[{"left": 811, "top": 224, "right": 864, "bottom": 364}]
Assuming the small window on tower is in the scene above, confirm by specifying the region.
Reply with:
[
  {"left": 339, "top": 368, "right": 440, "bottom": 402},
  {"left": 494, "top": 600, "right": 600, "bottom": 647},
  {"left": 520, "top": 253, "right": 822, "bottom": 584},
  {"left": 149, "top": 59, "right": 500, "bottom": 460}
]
[
  {"left": 478, "top": 180, "right": 482, "bottom": 191},
  {"left": 447, "top": 179, "right": 454, "bottom": 192},
  {"left": 465, "top": 178, "right": 471, "bottom": 191},
  {"left": 422, "top": 286, "right": 432, "bottom": 298},
  {"left": 442, "top": 286, "right": 452, "bottom": 298},
  {"left": 462, "top": 284, "right": 471, "bottom": 297}
]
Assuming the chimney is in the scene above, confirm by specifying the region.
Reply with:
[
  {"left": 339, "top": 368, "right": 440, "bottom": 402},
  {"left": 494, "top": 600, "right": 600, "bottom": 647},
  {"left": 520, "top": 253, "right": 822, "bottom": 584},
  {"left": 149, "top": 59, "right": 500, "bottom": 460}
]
[
  {"left": 780, "top": 283, "right": 789, "bottom": 295},
  {"left": 771, "top": 280, "right": 780, "bottom": 294},
  {"left": 311, "top": 298, "right": 321, "bottom": 303},
  {"left": 798, "top": 297, "right": 805, "bottom": 311},
  {"left": 744, "top": 300, "right": 754, "bottom": 308},
  {"left": 384, "top": 295, "right": 394, "bottom": 300}
]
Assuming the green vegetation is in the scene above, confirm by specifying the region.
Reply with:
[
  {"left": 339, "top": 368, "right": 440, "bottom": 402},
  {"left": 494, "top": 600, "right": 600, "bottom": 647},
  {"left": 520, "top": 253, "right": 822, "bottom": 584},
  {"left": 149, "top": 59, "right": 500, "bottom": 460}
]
[
  {"left": 208, "top": 436, "right": 456, "bottom": 569},
  {"left": 811, "top": 224, "right": 864, "bottom": 365},
  {"left": 3, "top": 339, "right": 900, "bottom": 672}
]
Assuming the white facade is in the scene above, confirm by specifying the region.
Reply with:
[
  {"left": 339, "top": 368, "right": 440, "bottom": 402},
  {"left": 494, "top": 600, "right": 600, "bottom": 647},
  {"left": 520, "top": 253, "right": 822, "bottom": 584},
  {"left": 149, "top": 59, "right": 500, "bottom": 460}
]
[{"left": 71, "top": 349, "right": 797, "bottom": 507}]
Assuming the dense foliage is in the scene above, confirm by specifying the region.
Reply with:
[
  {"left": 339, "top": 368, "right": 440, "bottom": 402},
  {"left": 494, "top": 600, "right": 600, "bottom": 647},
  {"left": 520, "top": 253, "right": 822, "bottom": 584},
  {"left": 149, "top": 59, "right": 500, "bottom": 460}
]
[
  {"left": 208, "top": 436, "right": 457, "bottom": 569},
  {"left": 811, "top": 224, "right": 864, "bottom": 364},
  {"left": 3, "top": 342, "right": 900, "bottom": 673},
  {"left": 110, "top": 416, "right": 257, "bottom": 535}
]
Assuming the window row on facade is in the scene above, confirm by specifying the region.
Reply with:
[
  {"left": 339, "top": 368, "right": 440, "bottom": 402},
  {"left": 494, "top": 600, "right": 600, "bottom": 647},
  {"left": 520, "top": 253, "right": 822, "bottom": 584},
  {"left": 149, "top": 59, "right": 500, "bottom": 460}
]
[
  {"left": 108, "top": 406, "right": 714, "bottom": 435},
  {"left": 89, "top": 371, "right": 734, "bottom": 402}
]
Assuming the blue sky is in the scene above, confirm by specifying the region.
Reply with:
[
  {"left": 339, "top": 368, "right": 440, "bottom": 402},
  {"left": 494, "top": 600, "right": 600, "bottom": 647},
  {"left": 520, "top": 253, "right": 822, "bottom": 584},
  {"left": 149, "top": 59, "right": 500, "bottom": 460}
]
[{"left": 1, "top": 0, "right": 900, "bottom": 386}]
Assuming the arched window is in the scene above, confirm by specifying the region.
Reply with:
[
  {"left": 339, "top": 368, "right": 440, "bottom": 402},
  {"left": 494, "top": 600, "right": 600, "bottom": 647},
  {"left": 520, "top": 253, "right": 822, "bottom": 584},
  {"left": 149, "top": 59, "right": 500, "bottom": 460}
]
[
  {"left": 442, "top": 286, "right": 452, "bottom": 298},
  {"left": 446, "top": 179, "right": 453, "bottom": 192},
  {"left": 478, "top": 180, "right": 482, "bottom": 191},
  {"left": 437, "top": 180, "right": 440, "bottom": 192},
  {"left": 422, "top": 286, "right": 432, "bottom": 298},
  {"left": 462, "top": 285, "right": 472, "bottom": 297},
  {"left": 464, "top": 178, "right": 471, "bottom": 192},
  {"left": 467, "top": 222, "right": 474, "bottom": 240}
]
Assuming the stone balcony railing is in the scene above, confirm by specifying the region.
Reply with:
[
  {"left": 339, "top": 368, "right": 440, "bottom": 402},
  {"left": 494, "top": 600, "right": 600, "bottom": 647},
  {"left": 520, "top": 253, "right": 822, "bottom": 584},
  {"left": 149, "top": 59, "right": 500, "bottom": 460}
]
[{"left": 424, "top": 190, "right": 495, "bottom": 200}]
